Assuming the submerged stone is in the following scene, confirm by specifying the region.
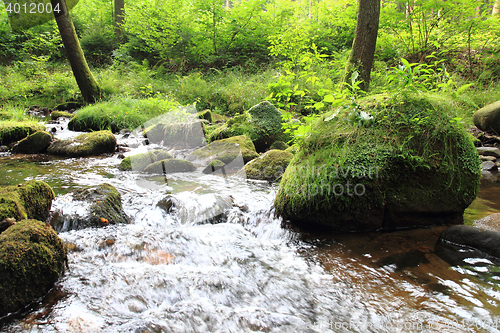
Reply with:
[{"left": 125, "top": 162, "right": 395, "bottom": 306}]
[
  {"left": 0, "top": 180, "right": 55, "bottom": 222},
  {"left": 0, "top": 219, "right": 67, "bottom": 317},
  {"left": 12, "top": 131, "right": 53, "bottom": 154},
  {"left": 47, "top": 130, "right": 116, "bottom": 157},
  {"left": 118, "top": 150, "right": 173, "bottom": 171},
  {"left": 274, "top": 93, "right": 481, "bottom": 232}
]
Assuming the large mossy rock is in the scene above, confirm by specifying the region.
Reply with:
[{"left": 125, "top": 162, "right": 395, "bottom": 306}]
[
  {"left": 50, "top": 183, "right": 130, "bottom": 232},
  {"left": 0, "top": 220, "right": 67, "bottom": 317},
  {"left": 118, "top": 150, "right": 173, "bottom": 171},
  {"left": 12, "top": 131, "right": 53, "bottom": 154},
  {"left": 241, "top": 150, "right": 293, "bottom": 182},
  {"left": 187, "top": 135, "right": 259, "bottom": 166},
  {"left": 472, "top": 100, "right": 500, "bottom": 134},
  {"left": 207, "top": 101, "right": 285, "bottom": 152},
  {"left": 143, "top": 159, "right": 196, "bottom": 174},
  {"left": 0, "top": 121, "right": 45, "bottom": 146},
  {"left": 0, "top": 180, "right": 55, "bottom": 221},
  {"left": 143, "top": 121, "right": 205, "bottom": 148},
  {"left": 47, "top": 130, "right": 116, "bottom": 157},
  {"left": 275, "top": 93, "right": 481, "bottom": 232}
]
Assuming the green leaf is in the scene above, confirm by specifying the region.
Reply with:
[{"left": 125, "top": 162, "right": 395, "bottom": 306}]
[{"left": 323, "top": 94, "right": 335, "bottom": 103}]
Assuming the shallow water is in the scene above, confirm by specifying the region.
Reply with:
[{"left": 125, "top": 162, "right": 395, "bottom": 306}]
[{"left": 1, "top": 123, "right": 500, "bottom": 332}]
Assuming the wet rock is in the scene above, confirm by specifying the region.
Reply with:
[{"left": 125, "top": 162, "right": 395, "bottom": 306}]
[
  {"left": 143, "top": 159, "right": 196, "bottom": 174},
  {"left": 143, "top": 121, "right": 205, "bottom": 148},
  {"left": 187, "top": 135, "right": 259, "bottom": 167},
  {"left": 476, "top": 146, "right": 500, "bottom": 158},
  {"left": 0, "top": 122, "right": 45, "bottom": 146},
  {"left": 0, "top": 180, "right": 55, "bottom": 221},
  {"left": 377, "top": 249, "right": 429, "bottom": 271},
  {"left": 0, "top": 219, "right": 67, "bottom": 317},
  {"left": 436, "top": 225, "right": 500, "bottom": 264},
  {"left": 275, "top": 93, "right": 481, "bottom": 232},
  {"left": 473, "top": 100, "right": 500, "bottom": 134},
  {"left": 12, "top": 131, "right": 53, "bottom": 154},
  {"left": 50, "top": 111, "right": 74, "bottom": 120},
  {"left": 118, "top": 150, "right": 173, "bottom": 171},
  {"left": 240, "top": 149, "right": 293, "bottom": 182},
  {"left": 207, "top": 101, "right": 287, "bottom": 152},
  {"left": 197, "top": 109, "right": 213, "bottom": 123},
  {"left": 473, "top": 213, "right": 500, "bottom": 232},
  {"left": 0, "top": 145, "right": 9, "bottom": 152},
  {"left": 54, "top": 101, "right": 82, "bottom": 111},
  {"left": 481, "top": 161, "right": 497, "bottom": 171},
  {"left": 50, "top": 183, "right": 130, "bottom": 232},
  {"left": 0, "top": 218, "right": 15, "bottom": 234},
  {"left": 479, "top": 155, "right": 497, "bottom": 161},
  {"left": 202, "top": 159, "right": 226, "bottom": 174},
  {"left": 47, "top": 130, "right": 116, "bottom": 157}
]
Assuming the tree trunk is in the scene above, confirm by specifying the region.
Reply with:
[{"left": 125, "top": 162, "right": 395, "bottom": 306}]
[
  {"left": 51, "top": 0, "right": 100, "bottom": 104},
  {"left": 114, "top": 0, "right": 125, "bottom": 37},
  {"left": 493, "top": 0, "right": 500, "bottom": 16},
  {"left": 343, "top": 0, "right": 381, "bottom": 92}
]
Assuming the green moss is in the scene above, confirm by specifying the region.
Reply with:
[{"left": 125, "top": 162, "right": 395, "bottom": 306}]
[
  {"left": 243, "top": 150, "right": 293, "bottom": 182},
  {"left": 202, "top": 159, "right": 226, "bottom": 174},
  {"left": 188, "top": 135, "right": 259, "bottom": 164},
  {"left": 0, "top": 111, "right": 13, "bottom": 120},
  {"left": 0, "top": 180, "right": 55, "bottom": 221},
  {"left": 118, "top": 150, "right": 173, "bottom": 171},
  {"left": 72, "top": 183, "right": 129, "bottom": 226},
  {"left": 285, "top": 144, "right": 300, "bottom": 155},
  {"left": 0, "top": 121, "right": 45, "bottom": 146},
  {"left": 12, "top": 131, "right": 53, "bottom": 154},
  {"left": 274, "top": 92, "right": 482, "bottom": 231},
  {"left": 50, "top": 111, "right": 74, "bottom": 120},
  {"left": 143, "top": 159, "right": 196, "bottom": 174},
  {"left": 47, "top": 130, "right": 116, "bottom": 157},
  {"left": 197, "top": 110, "right": 213, "bottom": 123},
  {"left": 0, "top": 219, "right": 67, "bottom": 316},
  {"left": 269, "top": 141, "right": 289, "bottom": 151},
  {"left": 206, "top": 102, "right": 284, "bottom": 152}
]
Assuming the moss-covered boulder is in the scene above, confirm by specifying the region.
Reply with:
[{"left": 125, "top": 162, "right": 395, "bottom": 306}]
[
  {"left": 197, "top": 110, "right": 213, "bottom": 123},
  {"left": 12, "top": 131, "right": 53, "bottom": 154},
  {"left": 50, "top": 183, "right": 130, "bottom": 232},
  {"left": 473, "top": 100, "right": 500, "bottom": 134},
  {"left": 202, "top": 159, "right": 226, "bottom": 174},
  {"left": 187, "top": 135, "right": 259, "bottom": 166},
  {"left": 143, "top": 159, "right": 196, "bottom": 174},
  {"left": 275, "top": 93, "right": 481, "bottom": 232},
  {"left": 0, "top": 121, "right": 45, "bottom": 146},
  {"left": 50, "top": 111, "right": 74, "bottom": 120},
  {"left": 285, "top": 144, "right": 299, "bottom": 155},
  {"left": 269, "top": 141, "right": 289, "bottom": 151},
  {"left": 47, "top": 130, "right": 116, "bottom": 157},
  {"left": 143, "top": 121, "right": 205, "bottom": 148},
  {"left": 0, "top": 180, "right": 55, "bottom": 222},
  {"left": 207, "top": 101, "right": 285, "bottom": 152},
  {"left": 118, "top": 150, "right": 173, "bottom": 171},
  {"left": 0, "top": 219, "right": 67, "bottom": 317},
  {"left": 241, "top": 150, "right": 293, "bottom": 182}
]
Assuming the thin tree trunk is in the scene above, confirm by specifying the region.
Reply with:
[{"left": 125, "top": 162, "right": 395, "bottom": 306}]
[
  {"left": 343, "top": 0, "right": 381, "bottom": 92},
  {"left": 114, "top": 0, "right": 125, "bottom": 38},
  {"left": 51, "top": 0, "right": 100, "bottom": 103},
  {"left": 493, "top": 0, "right": 500, "bottom": 16}
]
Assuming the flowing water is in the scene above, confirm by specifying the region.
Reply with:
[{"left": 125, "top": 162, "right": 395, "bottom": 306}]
[{"left": 1, "top": 119, "right": 500, "bottom": 332}]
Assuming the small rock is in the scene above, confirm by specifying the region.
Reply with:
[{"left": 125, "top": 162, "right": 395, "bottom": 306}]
[
  {"left": 473, "top": 213, "right": 500, "bottom": 232},
  {"left": 477, "top": 146, "right": 500, "bottom": 158},
  {"left": 480, "top": 155, "right": 496, "bottom": 161},
  {"left": 481, "top": 160, "right": 497, "bottom": 171}
]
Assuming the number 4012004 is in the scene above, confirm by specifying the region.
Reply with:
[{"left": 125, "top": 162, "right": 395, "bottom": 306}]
[{"left": 5, "top": 2, "right": 61, "bottom": 14}]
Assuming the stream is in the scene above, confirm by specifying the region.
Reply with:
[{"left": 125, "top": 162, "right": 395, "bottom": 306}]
[{"left": 1, "top": 117, "right": 500, "bottom": 332}]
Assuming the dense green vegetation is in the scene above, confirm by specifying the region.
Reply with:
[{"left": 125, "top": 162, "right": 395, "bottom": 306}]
[{"left": 0, "top": 0, "right": 499, "bottom": 142}]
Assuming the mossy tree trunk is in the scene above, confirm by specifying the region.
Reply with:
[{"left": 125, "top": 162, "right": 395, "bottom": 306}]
[
  {"left": 343, "top": 0, "right": 381, "bottom": 92},
  {"left": 114, "top": 0, "right": 125, "bottom": 38},
  {"left": 51, "top": 0, "right": 101, "bottom": 104}
]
